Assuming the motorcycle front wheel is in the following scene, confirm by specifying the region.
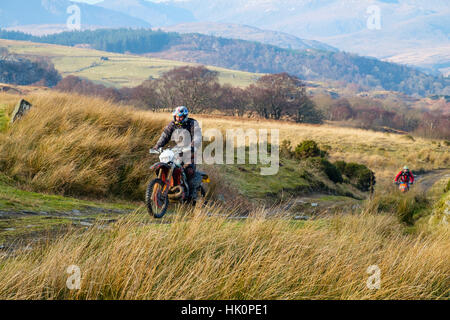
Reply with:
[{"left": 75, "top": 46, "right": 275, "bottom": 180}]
[{"left": 146, "top": 179, "right": 169, "bottom": 218}]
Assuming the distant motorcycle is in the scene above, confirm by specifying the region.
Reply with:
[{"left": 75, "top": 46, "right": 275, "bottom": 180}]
[
  {"left": 147, "top": 147, "right": 210, "bottom": 218},
  {"left": 395, "top": 181, "right": 412, "bottom": 193}
]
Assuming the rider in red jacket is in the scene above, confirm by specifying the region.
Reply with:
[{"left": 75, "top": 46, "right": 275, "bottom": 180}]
[{"left": 394, "top": 166, "right": 415, "bottom": 184}]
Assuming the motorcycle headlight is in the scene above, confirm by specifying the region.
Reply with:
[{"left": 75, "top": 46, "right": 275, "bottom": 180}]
[{"left": 160, "top": 156, "right": 171, "bottom": 163}]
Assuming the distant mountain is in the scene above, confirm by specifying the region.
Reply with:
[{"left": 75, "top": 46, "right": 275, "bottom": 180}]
[
  {"left": 161, "top": 22, "right": 338, "bottom": 52},
  {"left": 384, "top": 45, "right": 450, "bottom": 77},
  {"left": 319, "top": 11, "right": 450, "bottom": 58},
  {"left": 96, "top": 0, "right": 196, "bottom": 27},
  {"left": 154, "top": 0, "right": 450, "bottom": 59},
  {"left": 0, "top": 0, "right": 151, "bottom": 30}
]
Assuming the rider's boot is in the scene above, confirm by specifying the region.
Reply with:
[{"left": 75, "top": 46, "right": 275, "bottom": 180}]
[{"left": 186, "top": 164, "right": 200, "bottom": 204}]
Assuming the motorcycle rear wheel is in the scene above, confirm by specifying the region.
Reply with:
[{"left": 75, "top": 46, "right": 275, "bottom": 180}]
[{"left": 146, "top": 179, "right": 169, "bottom": 218}]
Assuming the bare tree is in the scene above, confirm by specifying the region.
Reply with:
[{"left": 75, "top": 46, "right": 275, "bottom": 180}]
[
  {"left": 219, "top": 85, "right": 250, "bottom": 116},
  {"left": 247, "top": 73, "right": 321, "bottom": 123},
  {"left": 157, "top": 66, "right": 219, "bottom": 113}
]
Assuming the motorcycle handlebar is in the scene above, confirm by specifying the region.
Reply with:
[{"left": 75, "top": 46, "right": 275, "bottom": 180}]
[
  {"left": 149, "top": 147, "right": 191, "bottom": 155},
  {"left": 149, "top": 148, "right": 161, "bottom": 155}
]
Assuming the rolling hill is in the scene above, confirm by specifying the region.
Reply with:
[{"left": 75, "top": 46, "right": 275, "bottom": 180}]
[
  {"left": 1, "top": 28, "right": 448, "bottom": 96},
  {"left": 0, "top": 39, "right": 262, "bottom": 88},
  {"left": 160, "top": 22, "right": 338, "bottom": 52}
]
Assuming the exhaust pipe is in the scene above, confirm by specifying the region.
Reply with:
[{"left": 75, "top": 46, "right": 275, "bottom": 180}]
[{"left": 168, "top": 186, "right": 185, "bottom": 201}]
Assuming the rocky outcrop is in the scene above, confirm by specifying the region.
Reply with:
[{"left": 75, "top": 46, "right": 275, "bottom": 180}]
[
  {"left": 10, "top": 99, "right": 32, "bottom": 123},
  {"left": 0, "top": 85, "right": 21, "bottom": 94}
]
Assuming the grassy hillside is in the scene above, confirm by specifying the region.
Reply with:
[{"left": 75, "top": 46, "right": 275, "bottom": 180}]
[
  {"left": 0, "top": 90, "right": 448, "bottom": 300},
  {"left": 0, "top": 91, "right": 167, "bottom": 200},
  {"left": 148, "top": 113, "right": 449, "bottom": 184},
  {"left": 0, "top": 91, "right": 365, "bottom": 203},
  {"left": 0, "top": 39, "right": 262, "bottom": 88},
  {"left": 1, "top": 90, "right": 447, "bottom": 199}
]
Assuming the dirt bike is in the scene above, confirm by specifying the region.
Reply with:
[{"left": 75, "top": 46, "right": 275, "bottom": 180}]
[
  {"left": 395, "top": 181, "right": 412, "bottom": 193},
  {"left": 146, "top": 147, "right": 210, "bottom": 218}
]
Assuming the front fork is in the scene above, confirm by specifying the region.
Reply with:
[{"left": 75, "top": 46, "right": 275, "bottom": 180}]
[
  {"left": 157, "top": 164, "right": 191, "bottom": 200},
  {"left": 158, "top": 164, "right": 175, "bottom": 198}
]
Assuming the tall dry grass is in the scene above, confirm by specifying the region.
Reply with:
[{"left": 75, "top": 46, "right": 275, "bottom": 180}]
[
  {"left": 0, "top": 92, "right": 165, "bottom": 199},
  {"left": 0, "top": 204, "right": 448, "bottom": 300}
]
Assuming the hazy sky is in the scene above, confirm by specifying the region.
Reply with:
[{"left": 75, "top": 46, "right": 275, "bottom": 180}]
[
  {"left": 73, "top": 0, "right": 103, "bottom": 4},
  {"left": 73, "top": 0, "right": 170, "bottom": 3},
  {"left": 73, "top": 0, "right": 166, "bottom": 2}
]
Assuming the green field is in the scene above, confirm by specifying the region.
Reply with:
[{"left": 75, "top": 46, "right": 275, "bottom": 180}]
[
  {"left": 0, "top": 39, "right": 262, "bottom": 88},
  {"left": 0, "top": 173, "right": 138, "bottom": 243}
]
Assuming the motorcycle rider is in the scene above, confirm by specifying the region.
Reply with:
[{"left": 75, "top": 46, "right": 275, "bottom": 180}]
[
  {"left": 150, "top": 106, "right": 203, "bottom": 201},
  {"left": 394, "top": 166, "right": 415, "bottom": 186}
]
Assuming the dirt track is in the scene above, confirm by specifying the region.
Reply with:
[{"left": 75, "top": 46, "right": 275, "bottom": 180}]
[{"left": 414, "top": 169, "right": 450, "bottom": 193}]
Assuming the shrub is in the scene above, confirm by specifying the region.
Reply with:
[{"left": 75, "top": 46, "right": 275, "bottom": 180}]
[
  {"left": 307, "top": 157, "right": 343, "bottom": 184},
  {"left": 354, "top": 167, "right": 376, "bottom": 192},
  {"left": 322, "top": 160, "right": 343, "bottom": 184},
  {"left": 444, "top": 180, "right": 450, "bottom": 193},
  {"left": 294, "top": 140, "right": 327, "bottom": 160},
  {"left": 335, "top": 161, "right": 347, "bottom": 174},
  {"left": 280, "top": 139, "right": 294, "bottom": 158},
  {"left": 336, "top": 161, "right": 376, "bottom": 192}
]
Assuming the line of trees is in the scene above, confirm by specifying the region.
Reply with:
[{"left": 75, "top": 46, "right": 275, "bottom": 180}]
[
  {"left": 318, "top": 97, "right": 449, "bottom": 139},
  {"left": 54, "top": 65, "right": 449, "bottom": 138},
  {"left": 0, "top": 47, "right": 61, "bottom": 86},
  {"left": 55, "top": 66, "right": 324, "bottom": 124}
]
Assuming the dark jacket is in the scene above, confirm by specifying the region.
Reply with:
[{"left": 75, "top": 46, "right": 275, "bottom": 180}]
[{"left": 154, "top": 118, "right": 202, "bottom": 163}]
